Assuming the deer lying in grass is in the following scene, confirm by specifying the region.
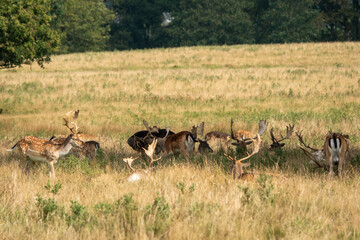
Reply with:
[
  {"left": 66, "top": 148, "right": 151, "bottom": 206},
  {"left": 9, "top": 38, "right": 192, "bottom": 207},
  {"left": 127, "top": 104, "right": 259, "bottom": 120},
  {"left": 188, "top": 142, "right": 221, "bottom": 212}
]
[
  {"left": 192, "top": 122, "right": 213, "bottom": 154},
  {"left": 127, "top": 120, "right": 174, "bottom": 157},
  {"left": 224, "top": 134, "right": 283, "bottom": 180},
  {"left": 50, "top": 110, "right": 100, "bottom": 160},
  {"left": 224, "top": 134, "right": 262, "bottom": 180},
  {"left": 269, "top": 124, "right": 294, "bottom": 149},
  {"left": 7, "top": 134, "right": 79, "bottom": 177},
  {"left": 230, "top": 119, "right": 268, "bottom": 151},
  {"left": 124, "top": 139, "right": 161, "bottom": 182},
  {"left": 296, "top": 130, "right": 327, "bottom": 169}
]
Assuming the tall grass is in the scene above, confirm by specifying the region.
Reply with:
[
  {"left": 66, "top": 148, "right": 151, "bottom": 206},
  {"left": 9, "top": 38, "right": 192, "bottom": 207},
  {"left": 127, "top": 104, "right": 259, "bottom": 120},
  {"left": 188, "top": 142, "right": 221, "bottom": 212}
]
[{"left": 1, "top": 42, "right": 360, "bottom": 239}]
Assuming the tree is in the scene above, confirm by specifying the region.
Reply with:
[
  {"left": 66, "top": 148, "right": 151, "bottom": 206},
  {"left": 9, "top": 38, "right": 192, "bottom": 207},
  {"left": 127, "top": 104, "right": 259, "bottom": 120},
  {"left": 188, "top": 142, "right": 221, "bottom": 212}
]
[
  {"left": 108, "top": 0, "right": 172, "bottom": 50},
  {"left": 0, "top": 0, "right": 59, "bottom": 68},
  {"left": 316, "top": 0, "right": 360, "bottom": 41},
  {"left": 50, "top": 0, "right": 115, "bottom": 53},
  {"left": 256, "top": 0, "right": 321, "bottom": 43},
  {"left": 164, "top": 0, "right": 254, "bottom": 47}
]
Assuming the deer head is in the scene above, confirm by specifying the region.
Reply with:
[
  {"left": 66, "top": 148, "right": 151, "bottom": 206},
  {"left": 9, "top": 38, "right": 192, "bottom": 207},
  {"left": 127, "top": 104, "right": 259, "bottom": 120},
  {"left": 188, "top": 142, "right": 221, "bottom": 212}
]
[
  {"left": 224, "top": 134, "right": 261, "bottom": 179},
  {"left": 269, "top": 124, "right": 294, "bottom": 149},
  {"left": 193, "top": 121, "right": 213, "bottom": 154},
  {"left": 296, "top": 130, "right": 327, "bottom": 169}
]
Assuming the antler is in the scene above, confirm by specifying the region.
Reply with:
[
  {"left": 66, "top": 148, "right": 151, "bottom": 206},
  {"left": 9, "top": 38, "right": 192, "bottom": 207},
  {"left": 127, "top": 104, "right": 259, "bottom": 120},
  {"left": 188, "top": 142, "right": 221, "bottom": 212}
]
[
  {"left": 123, "top": 157, "right": 138, "bottom": 172},
  {"left": 63, "top": 110, "right": 80, "bottom": 134},
  {"left": 295, "top": 130, "right": 326, "bottom": 169},
  {"left": 224, "top": 134, "right": 261, "bottom": 179},
  {"left": 143, "top": 138, "right": 161, "bottom": 168},
  {"left": 270, "top": 124, "right": 294, "bottom": 149},
  {"left": 296, "top": 130, "right": 320, "bottom": 152}
]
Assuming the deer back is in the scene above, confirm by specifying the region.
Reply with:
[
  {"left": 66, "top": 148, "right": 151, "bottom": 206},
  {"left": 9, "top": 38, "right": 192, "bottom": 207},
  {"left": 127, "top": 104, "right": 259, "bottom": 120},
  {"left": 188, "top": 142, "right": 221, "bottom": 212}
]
[{"left": 165, "top": 131, "right": 196, "bottom": 153}]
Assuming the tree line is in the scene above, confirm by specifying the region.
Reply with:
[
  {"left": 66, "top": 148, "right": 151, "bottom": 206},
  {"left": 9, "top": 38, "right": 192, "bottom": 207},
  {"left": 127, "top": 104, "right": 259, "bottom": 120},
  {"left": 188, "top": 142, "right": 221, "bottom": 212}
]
[{"left": 1, "top": 0, "right": 359, "bottom": 68}]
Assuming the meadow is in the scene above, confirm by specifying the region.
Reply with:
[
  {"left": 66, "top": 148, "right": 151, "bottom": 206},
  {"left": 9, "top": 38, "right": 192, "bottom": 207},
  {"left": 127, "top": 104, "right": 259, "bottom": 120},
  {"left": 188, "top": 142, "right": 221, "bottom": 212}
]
[{"left": 1, "top": 42, "right": 360, "bottom": 239}]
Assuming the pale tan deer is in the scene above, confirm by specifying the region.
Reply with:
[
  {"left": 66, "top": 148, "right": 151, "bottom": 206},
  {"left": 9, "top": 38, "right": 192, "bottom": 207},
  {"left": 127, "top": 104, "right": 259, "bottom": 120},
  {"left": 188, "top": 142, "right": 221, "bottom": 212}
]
[
  {"left": 124, "top": 139, "right": 161, "bottom": 182},
  {"left": 324, "top": 132, "right": 349, "bottom": 176},
  {"left": 7, "top": 134, "right": 79, "bottom": 177}
]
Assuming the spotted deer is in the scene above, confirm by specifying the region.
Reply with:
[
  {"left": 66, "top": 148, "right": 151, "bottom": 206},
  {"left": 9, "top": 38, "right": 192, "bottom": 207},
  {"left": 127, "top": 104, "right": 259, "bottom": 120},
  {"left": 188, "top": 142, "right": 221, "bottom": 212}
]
[
  {"left": 7, "top": 134, "right": 79, "bottom": 177},
  {"left": 50, "top": 110, "right": 100, "bottom": 160}
]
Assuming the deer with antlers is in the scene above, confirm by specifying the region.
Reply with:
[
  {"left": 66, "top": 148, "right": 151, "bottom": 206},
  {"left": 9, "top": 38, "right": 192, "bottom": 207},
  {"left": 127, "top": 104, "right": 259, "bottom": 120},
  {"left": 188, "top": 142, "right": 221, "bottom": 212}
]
[
  {"left": 296, "top": 130, "right": 349, "bottom": 176},
  {"left": 7, "top": 134, "right": 80, "bottom": 177},
  {"left": 224, "top": 134, "right": 262, "bottom": 180},
  {"left": 230, "top": 119, "right": 268, "bottom": 151},
  {"left": 124, "top": 139, "right": 162, "bottom": 182},
  {"left": 50, "top": 110, "right": 100, "bottom": 160},
  {"left": 269, "top": 124, "right": 294, "bottom": 149},
  {"left": 296, "top": 130, "right": 327, "bottom": 169},
  {"left": 127, "top": 120, "right": 174, "bottom": 156},
  {"left": 192, "top": 122, "right": 213, "bottom": 154}
]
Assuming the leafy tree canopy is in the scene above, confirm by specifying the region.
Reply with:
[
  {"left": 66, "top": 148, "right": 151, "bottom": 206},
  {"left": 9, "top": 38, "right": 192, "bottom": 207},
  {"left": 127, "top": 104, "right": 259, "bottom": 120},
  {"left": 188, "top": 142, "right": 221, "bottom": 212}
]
[
  {"left": 51, "top": 0, "right": 115, "bottom": 53},
  {"left": 0, "top": 0, "right": 59, "bottom": 68}
]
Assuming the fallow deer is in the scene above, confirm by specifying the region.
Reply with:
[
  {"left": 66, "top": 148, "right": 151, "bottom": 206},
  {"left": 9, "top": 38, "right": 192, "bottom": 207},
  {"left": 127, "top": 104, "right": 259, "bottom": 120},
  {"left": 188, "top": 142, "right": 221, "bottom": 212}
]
[
  {"left": 224, "top": 134, "right": 283, "bottom": 180},
  {"left": 230, "top": 119, "right": 268, "bottom": 152},
  {"left": 164, "top": 130, "right": 198, "bottom": 161},
  {"left": 7, "top": 134, "right": 79, "bottom": 177},
  {"left": 324, "top": 132, "right": 349, "bottom": 176},
  {"left": 50, "top": 110, "right": 100, "bottom": 160},
  {"left": 296, "top": 130, "right": 327, "bottom": 169},
  {"left": 192, "top": 122, "right": 213, "bottom": 154},
  {"left": 269, "top": 124, "right": 294, "bottom": 149},
  {"left": 224, "top": 134, "right": 262, "bottom": 180},
  {"left": 124, "top": 139, "right": 161, "bottom": 182},
  {"left": 231, "top": 119, "right": 268, "bottom": 141},
  {"left": 127, "top": 120, "right": 174, "bottom": 155}
]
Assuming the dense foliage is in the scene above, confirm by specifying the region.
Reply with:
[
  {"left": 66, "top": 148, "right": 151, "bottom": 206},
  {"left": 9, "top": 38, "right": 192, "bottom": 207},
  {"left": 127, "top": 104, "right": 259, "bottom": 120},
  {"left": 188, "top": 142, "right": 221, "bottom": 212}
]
[
  {"left": 50, "top": 0, "right": 115, "bottom": 53},
  {"left": 0, "top": 0, "right": 59, "bottom": 68},
  {"left": 1, "top": 0, "right": 359, "bottom": 67}
]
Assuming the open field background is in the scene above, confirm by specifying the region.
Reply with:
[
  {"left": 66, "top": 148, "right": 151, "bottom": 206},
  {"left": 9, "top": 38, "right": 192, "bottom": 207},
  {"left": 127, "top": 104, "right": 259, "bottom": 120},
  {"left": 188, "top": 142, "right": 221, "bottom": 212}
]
[{"left": 1, "top": 42, "right": 360, "bottom": 239}]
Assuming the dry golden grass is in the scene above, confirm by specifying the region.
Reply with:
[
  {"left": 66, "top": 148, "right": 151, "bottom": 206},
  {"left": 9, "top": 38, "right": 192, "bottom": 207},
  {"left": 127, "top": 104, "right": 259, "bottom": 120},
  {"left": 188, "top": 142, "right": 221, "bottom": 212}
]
[{"left": 1, "top": 42, "right": 360, "bottom": 239}]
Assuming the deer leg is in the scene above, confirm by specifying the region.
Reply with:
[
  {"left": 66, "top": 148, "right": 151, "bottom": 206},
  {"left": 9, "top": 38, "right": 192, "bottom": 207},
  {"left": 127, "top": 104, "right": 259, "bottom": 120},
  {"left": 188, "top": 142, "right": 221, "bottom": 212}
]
[
  {"left": 48, "top": 161, "right": 56, "bottom": 178},
  {"left": 328, "top": 161, "right": 335, "bottom": 177}
]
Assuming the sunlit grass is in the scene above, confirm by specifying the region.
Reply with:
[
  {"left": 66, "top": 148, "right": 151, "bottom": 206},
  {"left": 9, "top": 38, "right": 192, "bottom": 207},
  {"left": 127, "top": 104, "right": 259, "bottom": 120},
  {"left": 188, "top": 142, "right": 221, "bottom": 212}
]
[{"left": 1, "top": 42, "right": 360, "bottom": 239}]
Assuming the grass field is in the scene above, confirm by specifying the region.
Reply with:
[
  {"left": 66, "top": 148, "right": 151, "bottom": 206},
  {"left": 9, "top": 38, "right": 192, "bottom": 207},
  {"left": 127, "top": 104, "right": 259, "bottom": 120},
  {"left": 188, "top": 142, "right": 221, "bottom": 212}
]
[{"left": 1, "top": 42, "right": 360, "bottom": 239}]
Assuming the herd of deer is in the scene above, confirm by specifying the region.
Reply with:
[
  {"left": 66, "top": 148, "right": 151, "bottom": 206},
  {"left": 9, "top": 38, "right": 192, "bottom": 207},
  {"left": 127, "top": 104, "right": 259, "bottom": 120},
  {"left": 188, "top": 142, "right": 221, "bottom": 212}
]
[{"left": 6, "top": 110, "right": 350, "bottom": 181}]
